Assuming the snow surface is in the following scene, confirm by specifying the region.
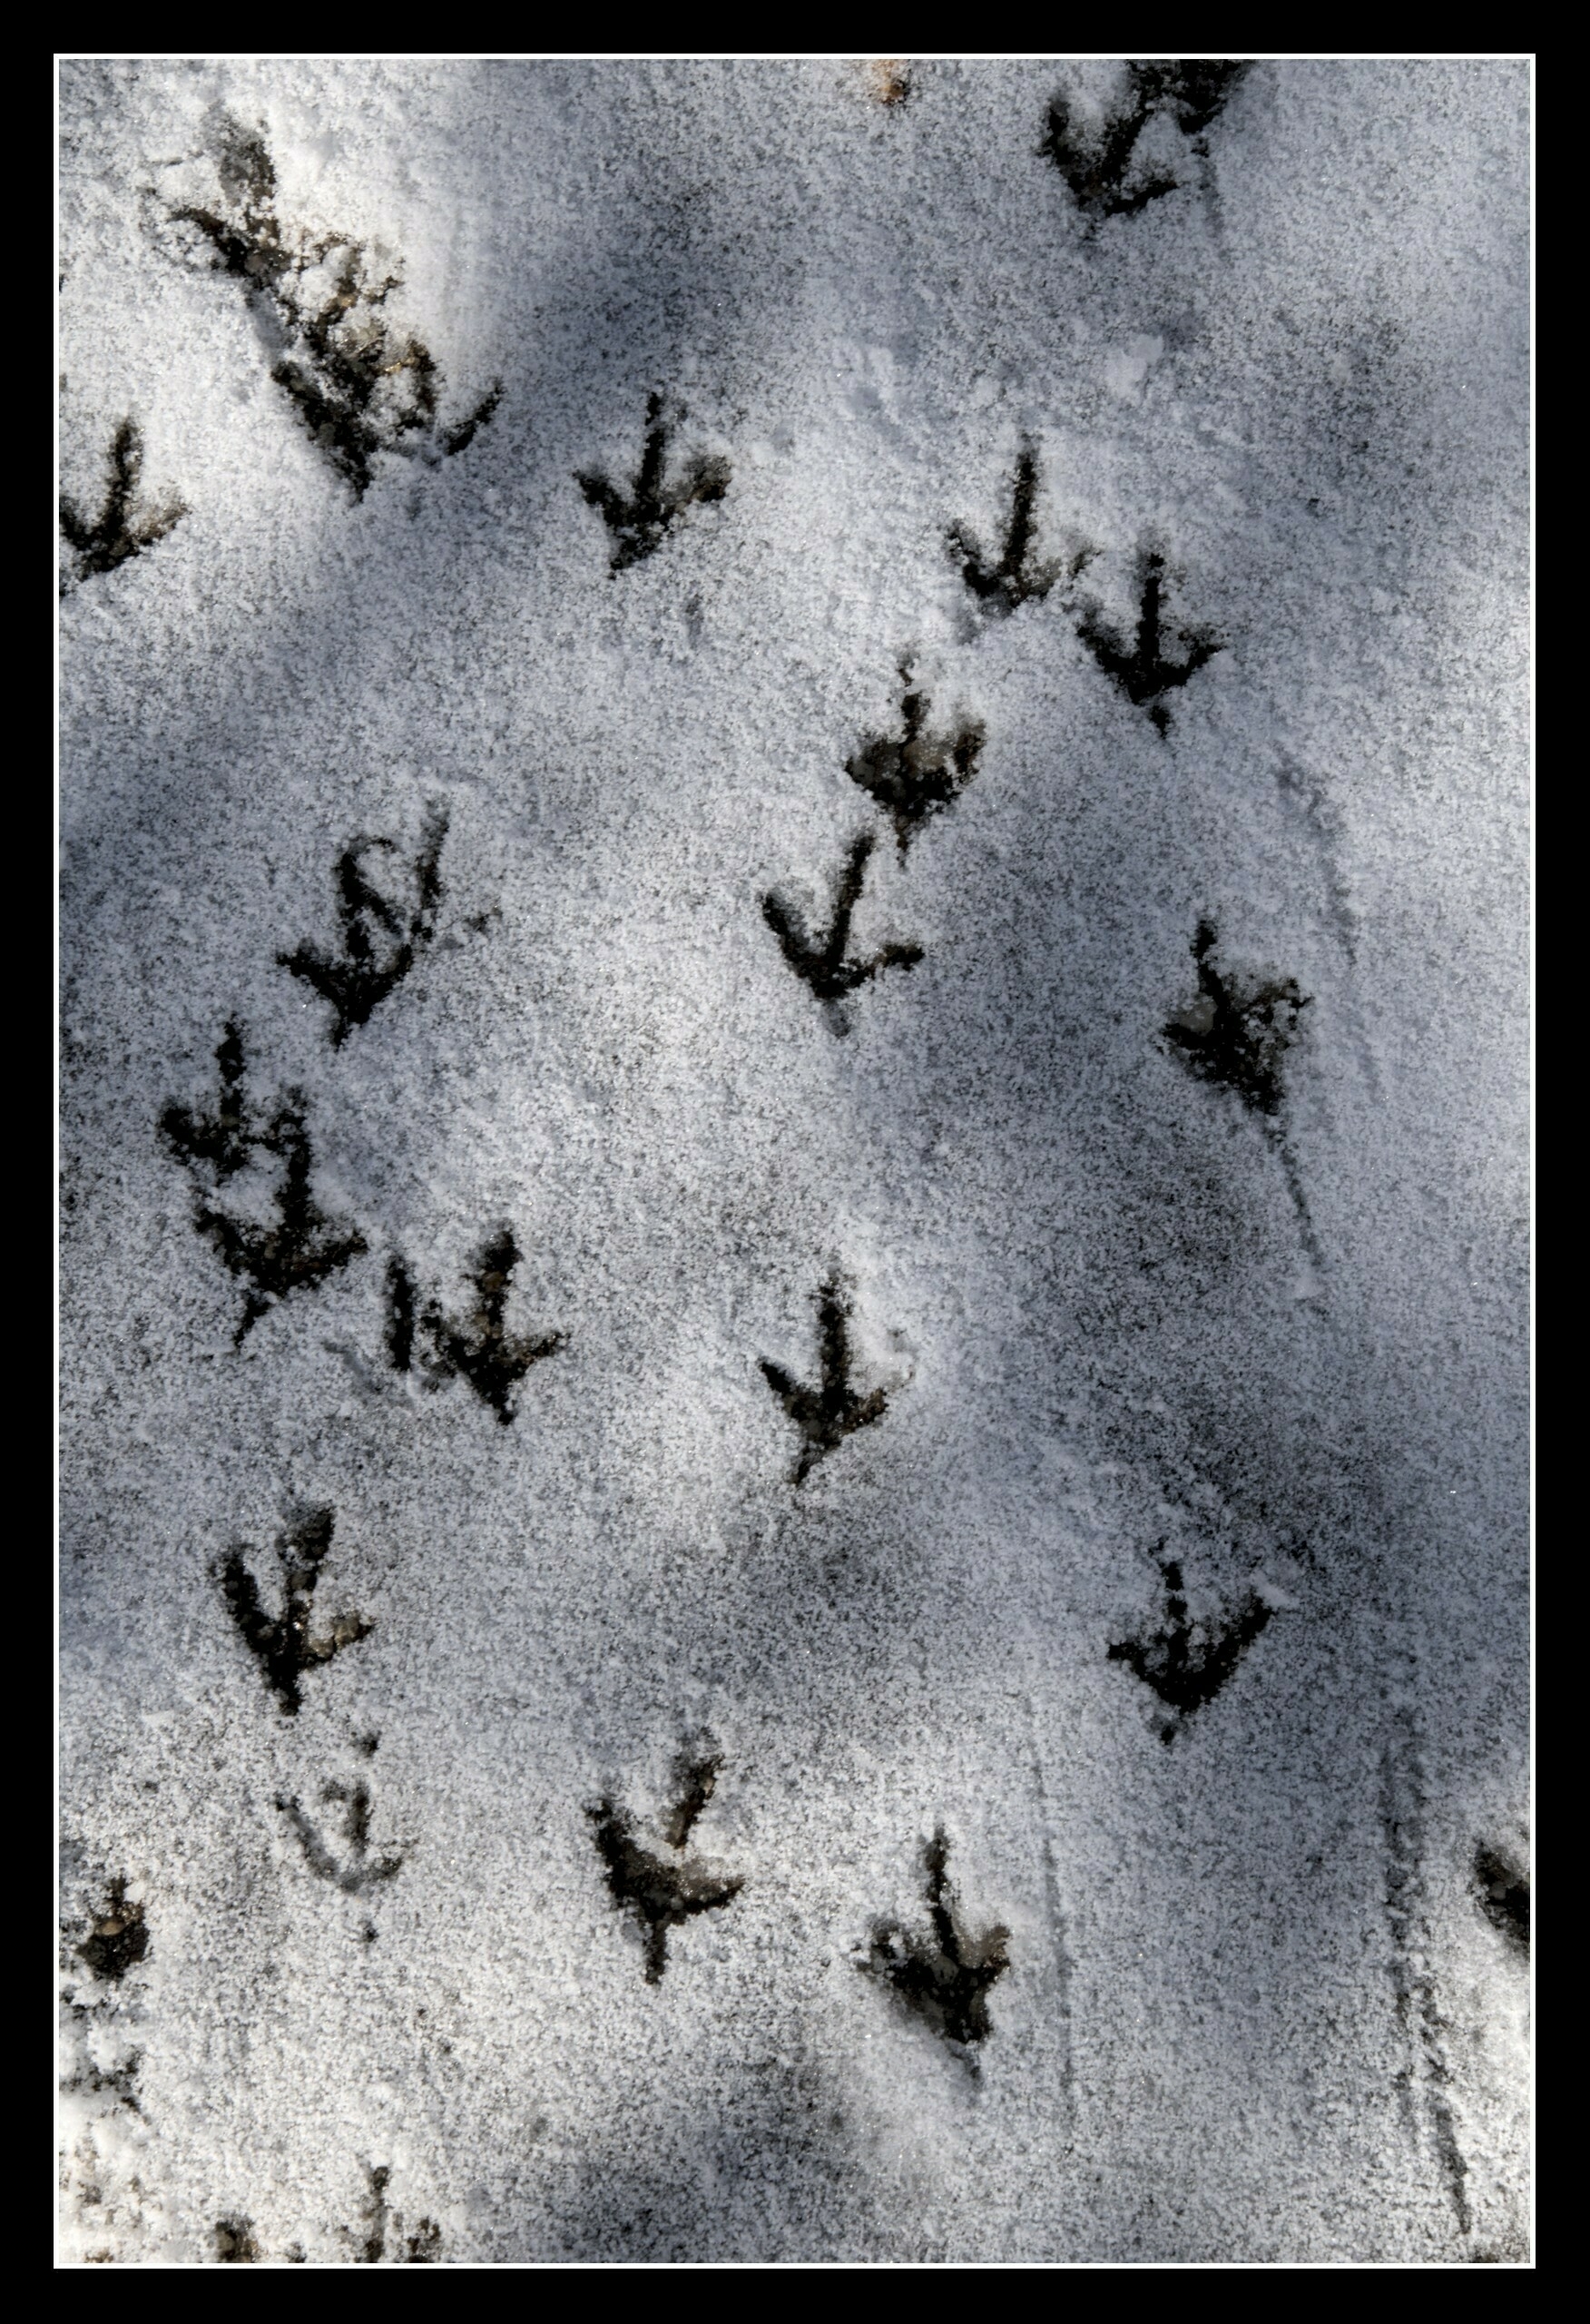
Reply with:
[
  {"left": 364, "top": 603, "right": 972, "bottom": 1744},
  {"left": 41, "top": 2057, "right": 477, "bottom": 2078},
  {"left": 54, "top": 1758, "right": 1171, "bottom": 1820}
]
[{"left": 59, "top": 56, "right": 1530, "bottom": 2265}]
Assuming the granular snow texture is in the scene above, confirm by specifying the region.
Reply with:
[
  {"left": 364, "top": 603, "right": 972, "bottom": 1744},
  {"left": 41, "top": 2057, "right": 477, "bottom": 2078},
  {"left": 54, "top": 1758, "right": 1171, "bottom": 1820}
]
[{"left": 58, "top": 56, "right": 1529, "bottom": 2265}]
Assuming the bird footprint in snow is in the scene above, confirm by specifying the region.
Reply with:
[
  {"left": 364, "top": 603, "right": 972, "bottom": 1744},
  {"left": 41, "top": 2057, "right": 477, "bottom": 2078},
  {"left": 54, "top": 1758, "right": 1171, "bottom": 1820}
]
[
  {"left": 216, "top": 1505, "right": 373, "bottom": 1714},
  {"left": 762, "top": 832, "right": 922, "bottom": 1029},
  {"left": 576, "top": 391, "right": 731, "bottom": 571},
  {"left": 279, "top": 807, "right": 449, "bottom": 1047},
  {"left": 587, "top": 1743, "right": 743, "bottom": 1982},
  {"left": 861, "top": 1827, "right": 1010, "bottom": 2071},
  {"left": 59, "top": 419, "right": 185, "bottom": 591},
  {"left": 1107, "top": 1545, "right": 1276, "bottom": 1740},
  {"left": 277, "top": 1780, "right": 405, "bottom": 1895},
  {"left": 386, "top": 1228, "right": 566, "bottom": 1423},
  {"left": 845, "top": 661, "right": 984, "bottom": 855},
  {"left": 760, "top": 1269, "right": 903, "bottom": 1483}
]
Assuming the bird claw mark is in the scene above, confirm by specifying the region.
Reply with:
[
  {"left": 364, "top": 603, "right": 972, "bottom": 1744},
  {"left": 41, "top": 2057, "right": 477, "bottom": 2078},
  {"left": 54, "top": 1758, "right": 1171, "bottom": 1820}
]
[
  {"left": 166, "top": 116, "right": 498, "bottom": 496},
  {"left": 60, "top": 419, "right": 185, "bottom": 591},
  {"left": 1107, "top": 1545, "right": 1274, "bottom": 1738},
  {"left": 1073, "top": 549, "right": 1221, "bottom": 730},
  {"left": 947, "top": 439, "right": 1093, "bottom": 619},
  {"left": 277, "top": 1781, "right": 404, "bottom": 1895},
  {"left": 576, "top": 390, "right": 731, "bottom": 572},
  {"left": 587, "top": 1744, "right": 743, "bottom": 1983},
  {"left": 762, "top": 831, "right": 923, "bottom": 1025},
  {"left": 845, "top": 661, "right": 984, "bottom": 856},
  {"left": 1473, "top": 1843, "right": 1529, "bottom": 1959},
  {"left": 279, "top": 805, "right": 449, "bottom": 1047},
  {"left": 862, "top": 1827, "right": 1009, "bottom": 2070},
  {"left": 760, "top": 1268, "right": 898, "bottom": 1485},
  {"left": 160, "top": 1023, "right": 367, "bottom": 1342},
  {"left": 1039, "top": 61, "right": 1249, "bottom": 222},
  {"left": 75, "top": 1878, "right": 149, "bottom": 1984},
  {"left": 217, "top": 1504, "right": 373, "bottom": 1715},
  {"left": 1163, "top": 921, "right": 1310, "bottom": 1118},
  {"left": 385, "top": 1228, "right": 566, "bottom": 1423}
]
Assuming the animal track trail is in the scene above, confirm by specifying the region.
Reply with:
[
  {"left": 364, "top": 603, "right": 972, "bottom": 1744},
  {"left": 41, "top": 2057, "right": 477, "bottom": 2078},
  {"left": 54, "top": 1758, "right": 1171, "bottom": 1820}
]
[
  {"left": 277, "top": 1778, "right": 405, "bottom": 1896},
  {"left": 1380, "top": 1707, "right": 1473, "bottom": 2238},
  {"left": 386, "top": 1227, "right": 567, "bottom": 1423},
  {"left": 59, "top": 419, "right": 185, "bottom": 590},
  {"left": 845, "top": 663, "right": 984, "bottom": 855},
  {"left": 1106, "top": 1545, "right": 1276, "bottom": 1741},
  {"left": 75, "top": 1877, "right": 149, "bottom": 1984},
  {"left": 587, "top": 1744, "right": 743, "bottom": 1983},
  {"left": 1039, "top": 61, "right": 1249, "bottom": 223},
  {"left": 164, "top": 115, "right": 498, "bottom": 496},
  {"left": 762, "top": 831, "right": 923, "bottom": 1027},
  {"left": 279, "top": 807, "right": 448, "bottom": 1047},
  {"left": 1020, "top": 1689, "right": 1076, "bottom": 2103},
  {"left": 576, "top": 391, "right": 731, "bottom": 571},
  {"left": 217, "top": 1505, "right": 373, "bottom": 1714},
  {"left": 1073, "top": 550, "right": 1222, "bottom": 731},
  {"left": 760, "top": 1269, "right": 900, "bottom": 1485},
  {"left": 160, "top": 1022, "right": 367, "bottom": 1343},
  {"left": 947, "top": 439, "right": 1094, "bottom": 619},
  {"left": 862, "top": 1827, "right": 1010, "bottom": 2072}
]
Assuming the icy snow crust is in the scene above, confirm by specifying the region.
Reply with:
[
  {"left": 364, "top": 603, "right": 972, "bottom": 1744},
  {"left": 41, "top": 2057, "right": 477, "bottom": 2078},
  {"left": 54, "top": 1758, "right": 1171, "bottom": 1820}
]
[{"left": 59, "top": 58, "right": 1529, "bottom": 2264}]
